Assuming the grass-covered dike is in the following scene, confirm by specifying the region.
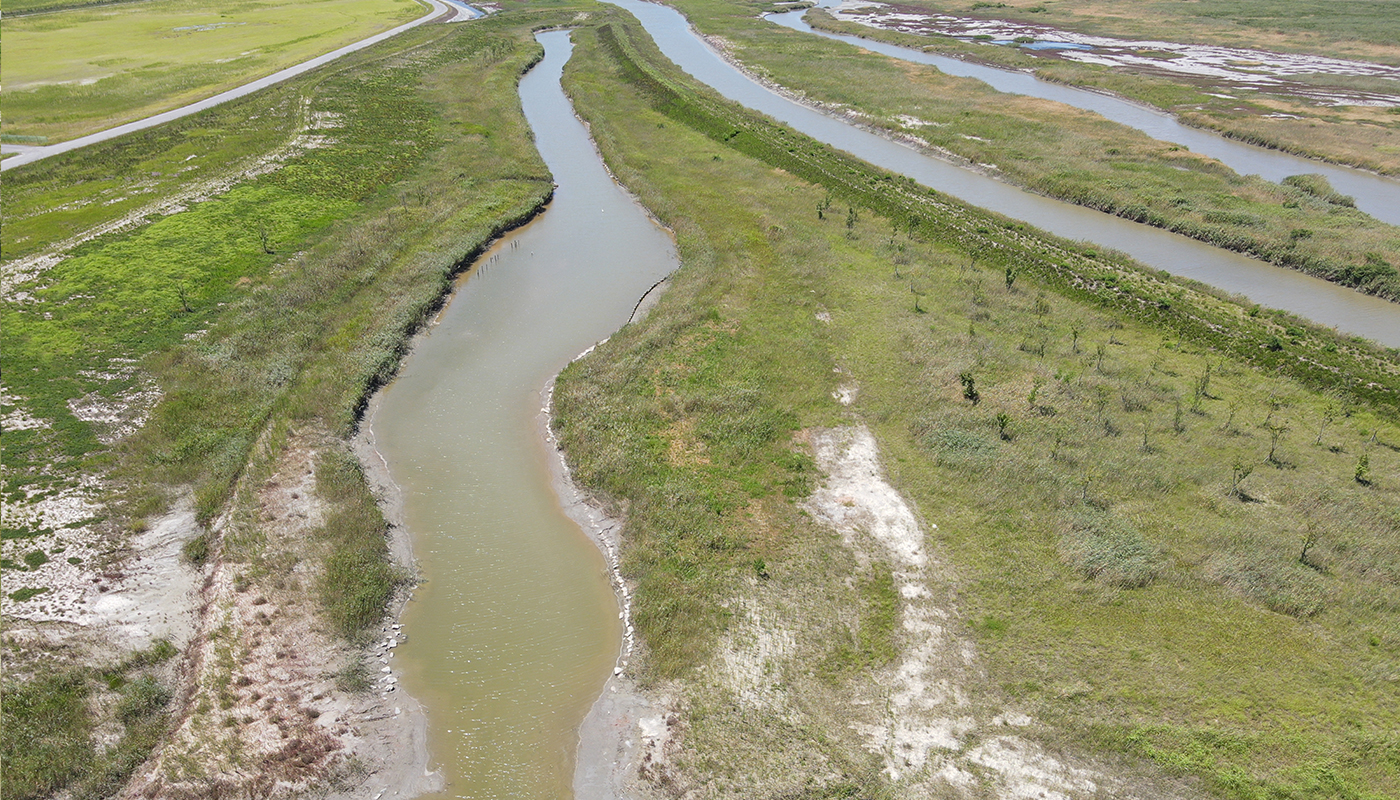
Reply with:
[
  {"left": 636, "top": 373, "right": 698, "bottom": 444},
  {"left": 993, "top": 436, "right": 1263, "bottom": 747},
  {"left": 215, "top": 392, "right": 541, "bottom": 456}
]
[{"left": 551, "top": 9, "right": 1400, "bottom": 797}]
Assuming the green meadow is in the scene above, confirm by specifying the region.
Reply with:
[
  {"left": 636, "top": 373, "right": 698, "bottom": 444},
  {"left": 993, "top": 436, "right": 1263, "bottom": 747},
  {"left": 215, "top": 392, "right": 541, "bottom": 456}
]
[
  {"left": 552, "top": 10, "right": 1400, "bottom": 797},
  {"left": 1, "top": 0, "right": 422, "bottom": 143}
]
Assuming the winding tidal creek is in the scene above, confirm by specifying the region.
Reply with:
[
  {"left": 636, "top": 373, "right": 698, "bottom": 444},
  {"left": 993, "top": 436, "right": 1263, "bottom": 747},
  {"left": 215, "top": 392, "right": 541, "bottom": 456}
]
[
  {"left": 369, "top": 31, "right": 676, "bottom": 799},
  {"left": 367, "top": 8, "right": 1398, "bottom": 799},
  {"left": 605, "top": 0, "right": 1400, "bottom": 347}
]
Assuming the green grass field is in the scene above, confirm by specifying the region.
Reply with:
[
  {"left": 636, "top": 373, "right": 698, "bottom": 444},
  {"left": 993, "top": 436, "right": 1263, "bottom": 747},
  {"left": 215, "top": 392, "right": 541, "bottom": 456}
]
[
  {"left": 3, "top": 9, "right": 565, "bottom": 795},
  {"left": 0, "top": 0, "right": 423, "bottom": 143},
  {"left": 552, "top": 10, "right": 1400, "bottom": 797}
]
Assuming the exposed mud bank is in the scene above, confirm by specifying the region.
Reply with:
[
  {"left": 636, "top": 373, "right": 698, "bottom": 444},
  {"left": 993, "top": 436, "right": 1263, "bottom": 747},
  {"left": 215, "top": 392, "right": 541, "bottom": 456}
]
[
  {"left": 336, "top": 403, "right": 446, "bottom": 800},
  {"left": 542, "top": 348, "right": 664, "bottom": 800}
]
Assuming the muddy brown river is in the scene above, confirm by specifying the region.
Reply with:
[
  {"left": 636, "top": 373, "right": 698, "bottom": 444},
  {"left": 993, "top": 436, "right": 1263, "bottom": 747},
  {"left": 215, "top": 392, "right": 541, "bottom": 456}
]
[{"left": 370, "top": 31, "right": 676, "bottom": 799}]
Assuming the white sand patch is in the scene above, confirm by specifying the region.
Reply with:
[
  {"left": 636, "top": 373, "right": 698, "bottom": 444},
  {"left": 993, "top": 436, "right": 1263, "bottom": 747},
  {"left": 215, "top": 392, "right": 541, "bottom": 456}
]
[
  {"left": 311, "top": 111, "right": 345, "bottom": 129},
  {"left": 67, "top": 383, "right": 161, "bottom": 444},
  {"left": 893, "top": 114, "right": 942, "bottom": 128},
  {"left": 833, "top": 384, "right": 858, "bottom": 405},
  {"left": 806, "top": 427, "right": 927, "bottom": 569},
  {"left": 78, "top": 501, "right": 203, "bottom": 649},
  {"left": 967, "top": 736, "right": 1100, "bottom": 799},
  {"left": 1, "top": 482, "right": 200, "bottom": 655},
  {"left": 1, "top": 388, "right": 50, "bottom": 432},
  {"left": 804, "top": 425, "right": 1183, "bottom": 797}
]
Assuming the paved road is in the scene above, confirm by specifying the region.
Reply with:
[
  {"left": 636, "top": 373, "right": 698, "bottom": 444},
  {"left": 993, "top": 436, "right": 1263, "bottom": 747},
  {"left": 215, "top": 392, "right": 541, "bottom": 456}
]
[{"left": 1, "top": 0, "right": 467, "bottom": 172}]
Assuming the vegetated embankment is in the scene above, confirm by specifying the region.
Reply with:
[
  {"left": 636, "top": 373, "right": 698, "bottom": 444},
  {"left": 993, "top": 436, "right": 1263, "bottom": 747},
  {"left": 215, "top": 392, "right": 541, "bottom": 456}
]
[
  {"left": 1, "top": 10, "right": 571, "bottom": 798},
  {"left": 550, "top": 10, "right": 1400, "bottom": 798},
  {"left": 671, "top": 0, "right": 1400, "bottom": 300}
]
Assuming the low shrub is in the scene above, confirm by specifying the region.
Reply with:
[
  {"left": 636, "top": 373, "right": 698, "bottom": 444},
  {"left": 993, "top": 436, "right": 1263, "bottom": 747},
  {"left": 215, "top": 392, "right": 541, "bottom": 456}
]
[
  {"left": 1059, "top": 510, "right": 1161, "bottom": 588},
  {"left": 1208, "top": 552, "right": 1327, "bottom": 617}
]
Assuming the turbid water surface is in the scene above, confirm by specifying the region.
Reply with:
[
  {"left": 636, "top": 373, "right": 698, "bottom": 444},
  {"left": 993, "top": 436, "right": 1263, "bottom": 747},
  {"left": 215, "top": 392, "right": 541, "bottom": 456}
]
[{"left": 370, "top": 31, "right": 677, "bottom": 799}]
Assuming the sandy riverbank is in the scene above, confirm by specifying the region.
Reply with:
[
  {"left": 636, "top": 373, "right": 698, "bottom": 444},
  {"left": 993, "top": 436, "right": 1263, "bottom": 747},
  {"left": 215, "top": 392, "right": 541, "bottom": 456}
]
[
  {"left": 334, "top": 393, "right": 445, "bottom": 800},
  {"left": 540, "top": 358, "right": 670, "bottom": 800}
]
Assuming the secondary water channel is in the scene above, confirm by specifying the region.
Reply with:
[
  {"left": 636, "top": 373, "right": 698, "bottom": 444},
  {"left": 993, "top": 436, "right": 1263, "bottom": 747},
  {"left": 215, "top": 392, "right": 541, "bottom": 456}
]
[
  {"left": 604, "top": 0, "right": 1400, "bottom": 348},
  {"left": 370, "top": 30, "right": 676, "bottom": 799},
  {"left": 768, "top": 0, "right": 1400, "bottom": 228}
]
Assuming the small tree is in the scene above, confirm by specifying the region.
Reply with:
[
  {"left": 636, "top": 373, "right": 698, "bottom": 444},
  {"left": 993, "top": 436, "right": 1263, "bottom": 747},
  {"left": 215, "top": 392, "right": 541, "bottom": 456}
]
[
  {"left": 1093, "top": 386, "right": 1111, "bottom": 423},
  {"left": 1299, "top": 529, "right": 1322, "bottom": 571},
  {"left": 1355, "top": 452, "right": 1371, "bottom": 485},
  {"left": 1004, "top": 266, "right": 1017, "bottom": 291},
  {"left": 1264, "top": 422, "right": 1290, "bottom": 466},
  {"left": 995, "top": 412, "right": 1011, "bottom": 441},
  {"left": 1191, "top": 362, "right": 1212, "bottom": 413},
  {"left": 174, "top": 282, "right": 194, "bottom": 313},
  {"left": 959, "top": 372, "right": 980, "bottom": 405},
  {"left": 1316, "top": 401, "right": 1338, "bottom": 446},
  {"left": 1220, "top": 400, "right": 1240, "bottom": 434},
  {"left": 1229, "top": 460, "right": 1253, "bottom": 499}
]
